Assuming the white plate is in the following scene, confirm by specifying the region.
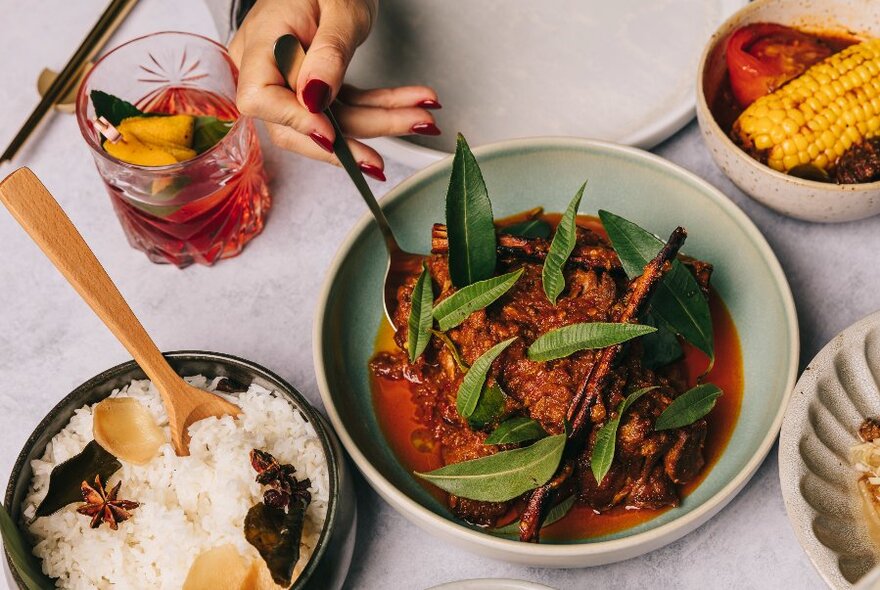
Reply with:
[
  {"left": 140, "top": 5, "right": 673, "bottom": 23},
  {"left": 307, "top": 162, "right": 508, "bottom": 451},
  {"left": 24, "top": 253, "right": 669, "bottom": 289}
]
[
  {"left": 779, "top": 311, "right": 880, "bottom": 588},
  {"left": 427, "top": 580, "right": 555, "bottom": 590},
  {"left": 348, "top": 0, "right": 747, "bottom": 168}
]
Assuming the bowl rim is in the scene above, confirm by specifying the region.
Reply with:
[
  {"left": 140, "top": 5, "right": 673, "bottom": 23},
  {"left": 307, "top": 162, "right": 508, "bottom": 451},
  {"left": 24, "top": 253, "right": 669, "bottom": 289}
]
[
  {"left": 695, "top": 0, "right": 880, "bottom": 193},
  {"left": 3, "top": 350, "right": 341, "bottom": 590},
  {"left": 313, "top": 136, "right": 800, "bottom": 557}
]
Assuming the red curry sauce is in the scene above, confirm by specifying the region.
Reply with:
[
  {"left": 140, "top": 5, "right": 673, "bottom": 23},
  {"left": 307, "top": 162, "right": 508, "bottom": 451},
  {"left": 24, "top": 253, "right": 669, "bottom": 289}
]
[{"left": 370, "top": 215, "right": 744, "bottom": 540}]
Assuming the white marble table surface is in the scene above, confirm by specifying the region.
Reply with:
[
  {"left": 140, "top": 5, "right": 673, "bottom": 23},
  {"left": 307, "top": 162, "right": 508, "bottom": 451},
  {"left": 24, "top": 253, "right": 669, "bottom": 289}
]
[{"left": 3, "top": 1, "right": 876, "bottom": 589}]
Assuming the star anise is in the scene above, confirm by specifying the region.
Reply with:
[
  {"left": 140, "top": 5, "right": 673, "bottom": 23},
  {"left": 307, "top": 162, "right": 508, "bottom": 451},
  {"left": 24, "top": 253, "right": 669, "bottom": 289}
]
[
  {"left": 249, "top": 449, "right": 311, "bottom": 510},
  {"left": 76, "top": 475, "right": 139, "bottom": 530}
]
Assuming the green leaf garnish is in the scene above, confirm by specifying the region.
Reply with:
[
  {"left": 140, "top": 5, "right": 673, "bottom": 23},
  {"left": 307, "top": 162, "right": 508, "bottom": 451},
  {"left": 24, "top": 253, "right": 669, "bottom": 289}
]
[
  {"left": 431, "top": 329, "right": 469, "bottom": 371},
  {"left": 407, "top": 263, "right": 435, "bottom": 362},
  {"left": 34, "top": 440, "right": 121, "bottom": 518},
  {"left": 415, "top": 432, "right": 566, "bottom": 502},
  {"left": 641, "top": 313, "right": 684, "bottom": 369},
  {"left": 468, "top": 384, "right": 506, "bottom": 429},
  {"left": 445, "top": 134, "right": 497, "bottom": 287},
  {"left": 433, "top": 268, "right": 523, "bottom": 331},
  {"left": 655, "top": 383, "right": 723, "bottom": 431},
  {"left": 484, "top": 416, "right": 546, "bottom": 445},
  {"left": 490, "top": 494, "right": 575, "bottom": 536},
  {"left": 591, "top": 387, "right": 657, "bottom": 484},
  {"left": 90, "top": 90, "right": 233, "bottom": 154},
  {"left": 542, "top": 181, "right": 586, "bottom": 304},
  {"left": 527, "top": 322, "right": 656, "bottom": 362},
  {"left": 598, "top": 210, "right": 714, "bottom": 362},
  {"left": 90, "top": 90, "right": 145, "bottom": 126},
  {"left": 0, "top": 504, "right": 51, "bottom": 589},
  {"left": 192, "top": 116, "right": 234, "bottom": 154},
  {"left": 456, "top": 337, "right": 517, "bottom": 418},
  {"left": 499, "top": 219, "right": 552, "bottom": 239}
]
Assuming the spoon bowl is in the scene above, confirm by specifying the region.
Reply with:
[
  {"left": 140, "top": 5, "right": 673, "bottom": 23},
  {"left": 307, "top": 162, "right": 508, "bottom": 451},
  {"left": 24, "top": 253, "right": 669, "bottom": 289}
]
[{"left": 0, "top": 167, "right": 240, "bottom": 455}]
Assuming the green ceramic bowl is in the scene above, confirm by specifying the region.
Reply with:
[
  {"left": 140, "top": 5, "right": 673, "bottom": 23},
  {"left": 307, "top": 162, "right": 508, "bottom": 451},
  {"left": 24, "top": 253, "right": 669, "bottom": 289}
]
[{"left": 314, "top": 138, "right": 799, "bottom": 566}]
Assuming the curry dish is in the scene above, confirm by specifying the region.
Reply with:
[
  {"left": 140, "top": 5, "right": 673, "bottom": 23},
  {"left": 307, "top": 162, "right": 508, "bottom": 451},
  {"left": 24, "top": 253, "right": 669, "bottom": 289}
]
[{"left": 370, "top": 213, "right": 743, "bottom": 542}]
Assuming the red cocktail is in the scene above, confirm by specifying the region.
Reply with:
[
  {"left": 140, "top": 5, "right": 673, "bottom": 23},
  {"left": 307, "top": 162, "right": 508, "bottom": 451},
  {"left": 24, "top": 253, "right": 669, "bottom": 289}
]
[{"left": 76, "top": 32, "right": 270, "bottom": 267}]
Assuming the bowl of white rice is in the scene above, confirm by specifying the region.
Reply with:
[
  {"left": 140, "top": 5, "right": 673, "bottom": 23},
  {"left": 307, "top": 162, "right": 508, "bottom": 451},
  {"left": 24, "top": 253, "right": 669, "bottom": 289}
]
[{"left": 2, "top": 351, "right": 356, "bottom": 590}]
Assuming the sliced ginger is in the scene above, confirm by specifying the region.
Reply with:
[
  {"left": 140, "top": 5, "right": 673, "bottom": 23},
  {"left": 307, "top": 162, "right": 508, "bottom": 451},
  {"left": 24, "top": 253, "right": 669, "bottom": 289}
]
[
  {"left": 102, "top": 115, "right": 197, "bottom": 166},
  {"left": 93, "top": 397, "right": 165, "bottom": 465},
  {"left": 184, "top": 545, "right": 284, "bottom": 590}
]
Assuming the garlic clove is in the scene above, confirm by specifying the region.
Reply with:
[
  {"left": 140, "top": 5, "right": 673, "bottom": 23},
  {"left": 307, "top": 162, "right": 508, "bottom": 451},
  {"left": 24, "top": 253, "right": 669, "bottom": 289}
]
[
  {"left": 183, "top": 544, "right": 249, "bottom": 590},
  {"left": 93, "top": 397, "right": 165, "bottom": 465}
]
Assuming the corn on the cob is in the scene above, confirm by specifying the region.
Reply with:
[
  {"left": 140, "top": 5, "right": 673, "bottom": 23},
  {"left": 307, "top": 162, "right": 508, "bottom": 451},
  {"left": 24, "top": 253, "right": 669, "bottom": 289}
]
[{"left": 732, "top": 37, "right": 880, "bottom": 174}]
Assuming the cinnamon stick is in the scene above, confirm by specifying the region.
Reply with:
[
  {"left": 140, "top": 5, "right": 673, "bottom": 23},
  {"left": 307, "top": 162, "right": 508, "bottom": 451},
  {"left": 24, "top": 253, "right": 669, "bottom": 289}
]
[{"left": 518, "top": 226, "right": 688, "bottom": 543}]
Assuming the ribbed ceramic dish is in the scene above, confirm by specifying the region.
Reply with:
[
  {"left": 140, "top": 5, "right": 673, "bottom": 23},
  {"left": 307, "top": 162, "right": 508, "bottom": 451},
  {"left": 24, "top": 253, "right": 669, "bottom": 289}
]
[{"left": 780, "top": 312, "right": 880, "bottom": 588}]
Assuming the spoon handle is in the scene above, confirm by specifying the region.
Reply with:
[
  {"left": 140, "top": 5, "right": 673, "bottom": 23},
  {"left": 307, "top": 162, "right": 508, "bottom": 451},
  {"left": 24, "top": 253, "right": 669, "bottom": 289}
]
[
  {"left": 0, "top": 168, "right": 181, "bottom": 391},
  {"left": 272, "top": 33, "right": 400, "bottom": 253}
]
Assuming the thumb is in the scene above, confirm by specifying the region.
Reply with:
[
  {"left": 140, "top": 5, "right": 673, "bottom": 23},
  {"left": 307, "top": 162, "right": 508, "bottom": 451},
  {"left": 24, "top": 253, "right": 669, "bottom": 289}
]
[{"left": 297, "top": 3, "right": 374, "bottom": 113}]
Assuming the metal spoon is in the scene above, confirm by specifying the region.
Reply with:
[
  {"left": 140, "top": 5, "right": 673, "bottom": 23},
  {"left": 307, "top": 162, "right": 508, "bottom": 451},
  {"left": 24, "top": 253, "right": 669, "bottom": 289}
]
[
  {"left": 0, "top": 167, "right": 241, "bottom": 456},
  {"left": 273, "top": 34, "right": 423, "bottom": 326}
]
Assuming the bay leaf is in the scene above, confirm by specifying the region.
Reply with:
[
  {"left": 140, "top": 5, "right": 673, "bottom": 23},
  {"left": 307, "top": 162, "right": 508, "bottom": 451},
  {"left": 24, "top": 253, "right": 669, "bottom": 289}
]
[
  {"left": 542, "top": 182, "right": 586, "bottom": 304},
  {"left": 597, "top": 210, "right": 714, "bottom": 362},
  {"left": 456, "top": 337, "right": 517, "bottom": 418},
  {"left": 415, "top": 432, "right": 566, "bottom": 502},
  {"left": 433, "top": 269, "right": 523, "bottom": 331},
  {"left": 527, "top": 322, "right": 656, "bottom": 362},
  {"left": 34, "top": 440, "right": 121, "bottom": 518},
  {"left": 641, "top": 312, "right": 684, "bottom": 369},
  {"left": 500, "top": 219, "right": 551, "bottom": 239},
  {"left": 468, "top": 384, "right": 506, "bottom": 429},
  {"left": 484, "top": 416, "right": 546, "bottom": 445},
  {"left": 446, "top": 134, "right": 496, "bottom": 287},
  {"left": 407, "top": 263, "right": 435, "bottom": 362},
  {"left": 490, "top": 494, "right": 576, "bottom": 536},
  {"left": 591, "top": 387, "right": 657, "bottom": 484},
  {"left": 0, "top": 504, "right": 51, "bottom": 589},
  {"left": 655, "top": 383, "right": 723, "bottom": 431}
]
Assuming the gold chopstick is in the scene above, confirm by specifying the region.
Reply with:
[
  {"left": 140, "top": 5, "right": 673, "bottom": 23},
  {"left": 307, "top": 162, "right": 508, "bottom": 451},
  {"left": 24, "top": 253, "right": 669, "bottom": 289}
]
[{"left": 1, "top": 0, "right": 139, "bottom": 164}]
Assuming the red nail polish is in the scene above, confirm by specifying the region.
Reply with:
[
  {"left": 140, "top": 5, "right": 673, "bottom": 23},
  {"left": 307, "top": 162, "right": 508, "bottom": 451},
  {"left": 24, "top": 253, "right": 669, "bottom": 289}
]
[
  {"left": 411, "top": 122, "right": 441, "bottom": 136},
  {"left": 417, "top": 99, "right": 442, "bottom": 109},
  {"left": 359, "top": 162, "right": 387, "bottom": 182},
  {"left": 302, "top": 79, "right": 331, "bottom": 113},
  {"left": 309, "top": 132, "right": 334, "bottom": 153}
]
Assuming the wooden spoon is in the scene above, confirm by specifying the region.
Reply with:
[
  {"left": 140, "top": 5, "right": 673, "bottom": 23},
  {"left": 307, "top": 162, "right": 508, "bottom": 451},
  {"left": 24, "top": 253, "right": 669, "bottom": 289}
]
[{"left": 0, "top": 167, "right": 240, "bottom": 455}]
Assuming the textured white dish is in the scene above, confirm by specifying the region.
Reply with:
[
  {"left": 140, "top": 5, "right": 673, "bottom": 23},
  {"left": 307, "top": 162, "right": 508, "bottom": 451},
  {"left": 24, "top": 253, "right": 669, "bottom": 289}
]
[
  {"left": 780, "top": 311, "right": 880, "bottom": 588},
  {"left": 349, "top": 0, "right": 746, "bottom": 168},
  {"left": 427, "top": 580, "right": 555, "bottom": 590},
  {"left": 695, "top": 0, "right": 880, "bottom": 223}
]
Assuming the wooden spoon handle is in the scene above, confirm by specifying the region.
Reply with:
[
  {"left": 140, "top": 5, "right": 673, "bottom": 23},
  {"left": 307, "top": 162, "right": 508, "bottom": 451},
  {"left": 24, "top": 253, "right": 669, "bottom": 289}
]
[{"left": 0, "top": 168, "right": 180, "bottom": 390}]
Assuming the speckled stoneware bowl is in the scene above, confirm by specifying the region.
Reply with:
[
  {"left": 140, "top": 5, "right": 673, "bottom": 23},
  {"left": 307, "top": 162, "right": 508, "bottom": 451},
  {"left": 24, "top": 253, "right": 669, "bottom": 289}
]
[
  {"left": 2, "top": 351, "right": 356, "bottom": 590},
  {"left": 314, "top": 137, "right": 799, "bottom": 567},
  {"left": 695, "top": 0, "right": 880, "bottom": 223},
  {"left": 780, "top": 311, "right": 880, "bottom": 588}
]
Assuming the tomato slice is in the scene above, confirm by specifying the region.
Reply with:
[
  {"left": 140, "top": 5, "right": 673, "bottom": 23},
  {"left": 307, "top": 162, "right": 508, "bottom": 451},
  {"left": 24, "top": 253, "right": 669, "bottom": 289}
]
[{"left": 726, "top": 23, "right": 835, "bottom": 108}]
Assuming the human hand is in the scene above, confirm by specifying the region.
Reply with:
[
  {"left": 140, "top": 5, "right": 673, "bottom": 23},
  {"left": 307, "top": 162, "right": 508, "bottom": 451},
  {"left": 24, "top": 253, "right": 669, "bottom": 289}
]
[{"left": 228, "top": 0, "right": 441, "bottom": 180}]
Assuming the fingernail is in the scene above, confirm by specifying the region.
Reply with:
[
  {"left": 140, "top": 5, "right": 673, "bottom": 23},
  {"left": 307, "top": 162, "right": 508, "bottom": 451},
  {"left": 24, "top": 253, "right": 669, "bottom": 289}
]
[
  {"left": 411, "top": 122, "right": 441, "bottom": 136},
  {"left": 417, "top": 99, "right": 442, "bottom": 109},
  {"left": 359, "top": 162, "right": 386, "bottom": 182},
  {"left": 309, "top": 132, "right": 334, "bottom": 153},
  {"left": 302, "top": 79, "right": 331, "bottom": 113}
]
